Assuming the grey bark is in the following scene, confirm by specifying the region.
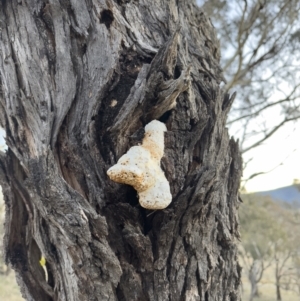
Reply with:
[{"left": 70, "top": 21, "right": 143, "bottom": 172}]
[{"left": 0, "top": 1, "right": 242, "bottom": 300}]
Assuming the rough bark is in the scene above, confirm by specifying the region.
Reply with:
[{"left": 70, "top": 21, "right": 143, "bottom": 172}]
[{"left": 0, "top": 1, "right": 242, "bottom": 300}]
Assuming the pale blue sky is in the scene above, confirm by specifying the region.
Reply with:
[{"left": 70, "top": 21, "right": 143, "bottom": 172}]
[{"left": 242, "top": 122, "right": 300, "bottom": 192}]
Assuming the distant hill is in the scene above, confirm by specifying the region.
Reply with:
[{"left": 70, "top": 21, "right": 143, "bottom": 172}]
[{"left": 254, "top": 184, "right": 300, "bottom": 207}]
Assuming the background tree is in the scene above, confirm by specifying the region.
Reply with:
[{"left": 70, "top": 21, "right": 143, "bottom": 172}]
[
  {"left": 239, "top": 195, "right": 282, "bottom": 301},
  {"left": 269, "top": 201, "right": 300, "bottom": 301},
  {"left": 199, "top": 0, "right": 300, "bottom": 183},
  {"left": 240, "top": 194, "right": 300, "bottom": 301},
  {"left": 293, "top": 255, "right": 300, "bottom": 296},
  {"left": 0, "top": 1, "right": 242, "bottom": 300}
]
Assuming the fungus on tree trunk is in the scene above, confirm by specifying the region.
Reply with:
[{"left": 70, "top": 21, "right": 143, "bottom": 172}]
[{"left": 107, "top": 120, "right": 172, "bottom": 210}]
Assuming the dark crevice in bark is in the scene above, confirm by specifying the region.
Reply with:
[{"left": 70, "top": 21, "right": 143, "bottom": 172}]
[
  {"left": 10, "top": 47, "right": 25, "bottom": 93},
  {"left": 222, "top": 92, "right": 236, "bottom": 112},
  {"left": 33, "top": 2, "right": 56, "bottom": 73},
  {"left": 205, "top": 291, "right": 209, "bottom": 301},
  {"left": 158, "top": 109, "right": 173, "bottom": 123},
  {"left": 115, "top": 0, "right": 131, "bottom": 5},
  {"left": 95, "top": 50, "right": 150, "bottom": 163},
  {"left": 69, "top": 31, "right": 86, "bottom": 78},
  {"left": 58, "top": 0, "right": 71, "bottom": 10},
  {"left": 141, "top": 209, "right": 157, "bottom": 235},
  {"left": 173, "top": 65, "right": 181, "bottom": 79},
  {"left": 100, "top": 9, "right": 114, "bottom": 30},
  {"left": 195, "top": 78, "right": 214, "bottom": 104},
  {"left": 40, "top": 219, "right": 55, "bottom": 288},
  {"left": 57, "top": 144, "right": 89, "bottom": 200},
  {"left": 115, "top": 284, "right": 126, "bottom": 301}
]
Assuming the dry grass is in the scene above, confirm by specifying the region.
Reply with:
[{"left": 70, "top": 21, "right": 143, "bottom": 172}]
[
  {"left": 241, "top": 263, "right": 299, "bottom": 301},
  {"left": 0, "top": 271, "right": 24, "bottom": 301},
  {"left": 242, "top": 283, "right": 299, "bottom": 301}
]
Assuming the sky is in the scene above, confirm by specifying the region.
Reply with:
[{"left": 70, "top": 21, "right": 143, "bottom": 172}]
[{"left": 241, "top": 122, "right": 300, "bottom": 192}]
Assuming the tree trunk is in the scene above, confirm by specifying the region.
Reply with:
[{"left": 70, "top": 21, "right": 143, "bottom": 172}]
[
  {"left": 0, "top": 1, "right": 242, "bottom": 300},
  {"left": 276, "top": 282, "right": 282, "bottom": 301},
  {"left": 249, "top": 270, "right": 258, "bottom": 301},
  {"left": 248, "top": 260, "right": 262, "bottom": 301},
  {"left": 275, "top": 263, "right": 282, "bottom": 301}
]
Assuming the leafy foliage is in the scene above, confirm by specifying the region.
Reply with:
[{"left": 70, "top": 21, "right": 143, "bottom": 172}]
[{"left": 240, "top": 195, "right": 286, "bottom": 259}]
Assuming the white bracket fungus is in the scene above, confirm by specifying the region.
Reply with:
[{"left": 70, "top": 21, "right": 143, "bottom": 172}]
[{"left": 107, "top": 120, "right": 172, "bottom": 210}]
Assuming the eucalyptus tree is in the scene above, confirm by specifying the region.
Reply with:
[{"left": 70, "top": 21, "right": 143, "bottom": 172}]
[
  {"left": 199, "top": 0, "right": 300, "bottom": 182},
  {"left": 0, "top": 1, "right": 241, "bottom": 300}
]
